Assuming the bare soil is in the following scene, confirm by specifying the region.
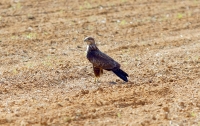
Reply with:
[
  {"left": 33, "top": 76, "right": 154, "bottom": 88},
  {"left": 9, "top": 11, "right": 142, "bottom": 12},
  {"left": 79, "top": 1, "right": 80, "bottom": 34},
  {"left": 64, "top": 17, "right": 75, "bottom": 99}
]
[{"left": 0, "top": 0, "right": 200, "bottom": 125}]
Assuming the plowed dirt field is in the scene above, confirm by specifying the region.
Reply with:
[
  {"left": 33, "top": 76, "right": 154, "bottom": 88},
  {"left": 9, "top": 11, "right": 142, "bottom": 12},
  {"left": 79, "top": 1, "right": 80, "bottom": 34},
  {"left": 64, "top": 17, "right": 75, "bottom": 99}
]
[{"left": 0, "top": 0, "right": 200, "bottom": 125}]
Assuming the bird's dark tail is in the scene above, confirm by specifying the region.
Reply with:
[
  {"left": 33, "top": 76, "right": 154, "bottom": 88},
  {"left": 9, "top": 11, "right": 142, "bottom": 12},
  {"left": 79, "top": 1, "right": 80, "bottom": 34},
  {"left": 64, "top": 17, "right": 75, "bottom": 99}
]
[{"left": 112, "top": 69, "right": 129, "bottom": 82}]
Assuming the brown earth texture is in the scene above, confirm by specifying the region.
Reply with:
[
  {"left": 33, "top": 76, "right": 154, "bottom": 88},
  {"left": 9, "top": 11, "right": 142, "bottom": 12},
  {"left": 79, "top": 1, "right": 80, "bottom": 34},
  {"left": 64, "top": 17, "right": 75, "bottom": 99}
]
[{"left": 0, "top": 0, "right": 200, "bottom": 125}]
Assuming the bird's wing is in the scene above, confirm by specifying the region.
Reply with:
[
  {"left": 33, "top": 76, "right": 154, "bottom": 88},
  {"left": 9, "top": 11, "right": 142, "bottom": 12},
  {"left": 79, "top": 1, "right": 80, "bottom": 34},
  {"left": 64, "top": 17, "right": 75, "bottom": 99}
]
[{"left": 88, "top": 50, "right": 120, "bottom": 70}]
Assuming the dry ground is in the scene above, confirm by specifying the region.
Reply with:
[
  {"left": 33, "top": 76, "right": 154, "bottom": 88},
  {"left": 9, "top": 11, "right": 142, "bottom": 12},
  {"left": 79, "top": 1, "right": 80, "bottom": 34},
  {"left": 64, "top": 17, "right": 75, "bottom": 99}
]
[{"left": 0, "top": 0, "right": 200, "bottom": 125}]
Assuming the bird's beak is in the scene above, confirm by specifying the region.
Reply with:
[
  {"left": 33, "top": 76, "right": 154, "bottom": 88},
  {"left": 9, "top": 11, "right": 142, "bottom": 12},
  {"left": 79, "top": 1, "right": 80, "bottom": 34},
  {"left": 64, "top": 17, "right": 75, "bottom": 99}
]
[
  {"left": 84, "top": 39, "right": 90, "bottom": 45},
  {"left": 84, "top": 38, "right": 88, "bottom": 42}
]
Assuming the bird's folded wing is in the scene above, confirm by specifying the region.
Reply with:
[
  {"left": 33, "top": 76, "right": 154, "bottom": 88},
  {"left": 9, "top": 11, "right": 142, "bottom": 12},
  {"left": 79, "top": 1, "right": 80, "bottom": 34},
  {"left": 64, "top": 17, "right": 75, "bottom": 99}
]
[{"left": 88, "top": 51, "right": 120, "bottom": 70}]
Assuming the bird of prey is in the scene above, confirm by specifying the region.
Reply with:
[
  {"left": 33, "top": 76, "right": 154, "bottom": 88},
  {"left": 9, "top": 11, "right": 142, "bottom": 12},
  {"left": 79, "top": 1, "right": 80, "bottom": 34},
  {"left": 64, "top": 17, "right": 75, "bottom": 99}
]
[{"left": 84, "top": 37, "right": 129, "bottom": 82}]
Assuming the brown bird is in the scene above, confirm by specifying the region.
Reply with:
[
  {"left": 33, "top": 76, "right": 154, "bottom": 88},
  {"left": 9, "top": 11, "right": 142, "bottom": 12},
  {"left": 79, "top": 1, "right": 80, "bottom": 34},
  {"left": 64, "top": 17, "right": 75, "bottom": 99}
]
[{"left": 84, "top": 37, "right": 129, "bottom": 82}]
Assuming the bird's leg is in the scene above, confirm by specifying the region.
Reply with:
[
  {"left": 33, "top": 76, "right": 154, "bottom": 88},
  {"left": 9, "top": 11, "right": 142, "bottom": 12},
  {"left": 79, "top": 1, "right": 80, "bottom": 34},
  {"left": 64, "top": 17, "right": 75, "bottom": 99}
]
[
  {"left": 95, "top": 77, "right": 98, "bottom": 83},
  {"left": 94, "top": 77, "right": 100, "bottom": 83},
  {"left": 94, "top": 77, "right": 97, "bottom": 83}
]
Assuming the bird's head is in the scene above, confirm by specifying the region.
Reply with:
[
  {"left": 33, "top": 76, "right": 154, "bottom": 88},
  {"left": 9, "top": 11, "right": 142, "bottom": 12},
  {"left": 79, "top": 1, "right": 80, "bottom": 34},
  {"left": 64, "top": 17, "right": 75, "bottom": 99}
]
[{"left": 84, "top": 37, "right": 95, "bottom": 45}]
